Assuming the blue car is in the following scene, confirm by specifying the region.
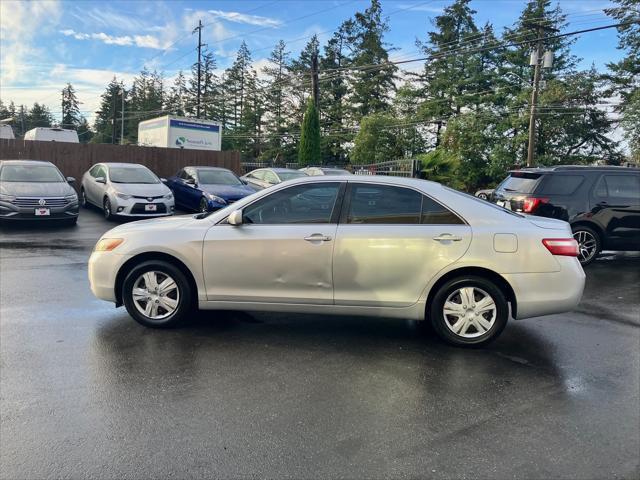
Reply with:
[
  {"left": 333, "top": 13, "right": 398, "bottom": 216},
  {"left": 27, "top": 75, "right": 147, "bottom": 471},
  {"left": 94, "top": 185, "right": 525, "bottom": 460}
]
[{"left": 165, "top": 167, "right": 255, "bottom": 212}]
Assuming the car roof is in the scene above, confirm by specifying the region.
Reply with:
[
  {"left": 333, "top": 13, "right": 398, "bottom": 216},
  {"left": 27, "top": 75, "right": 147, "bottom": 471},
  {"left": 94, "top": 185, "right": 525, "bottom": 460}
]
[
  {"left": 100, "top": 163, "right": 146, "bottom": 168},
  {"left": 278, "top": 174, "right": 441, "bottom": 189},
  {"left": 269, "top": 167, "right": 301, "bottom": 172},
  {"left": 511, "top": 165, "right": 638, "bottom": 173},
  {"left": 190, "top": 166, "right": 231, "bottom": 171},
  {"left": 0, "top": 159, "right": 54, "bottom": 166}
]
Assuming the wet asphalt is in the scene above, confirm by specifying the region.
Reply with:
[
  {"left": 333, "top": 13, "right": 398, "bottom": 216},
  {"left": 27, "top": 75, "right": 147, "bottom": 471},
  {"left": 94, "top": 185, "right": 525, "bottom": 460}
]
[{"left": 0, "top": 208, "right": 638, "bottom": 479}]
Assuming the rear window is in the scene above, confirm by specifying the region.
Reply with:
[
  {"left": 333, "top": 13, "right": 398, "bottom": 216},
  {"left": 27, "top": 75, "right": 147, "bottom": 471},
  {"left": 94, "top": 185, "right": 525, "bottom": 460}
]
[
  {"left": 539, "top": 175, "right": 585, "bottom": 195},
  {"left": 496, "top": 172, "right": 543, "bottom": 194}
]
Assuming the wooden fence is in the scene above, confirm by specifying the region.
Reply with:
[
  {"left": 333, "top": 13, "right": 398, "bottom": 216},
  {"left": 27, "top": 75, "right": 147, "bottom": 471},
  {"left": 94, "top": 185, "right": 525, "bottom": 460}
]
[{"left": 0, "top": 140, "right": 241, "bottom": 188}]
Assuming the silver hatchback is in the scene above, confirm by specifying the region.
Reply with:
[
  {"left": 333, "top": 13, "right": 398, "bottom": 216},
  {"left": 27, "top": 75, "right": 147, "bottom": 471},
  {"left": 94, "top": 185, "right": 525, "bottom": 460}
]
[{"left": 89, "top": 176, "right": 585, "bottom": 347}]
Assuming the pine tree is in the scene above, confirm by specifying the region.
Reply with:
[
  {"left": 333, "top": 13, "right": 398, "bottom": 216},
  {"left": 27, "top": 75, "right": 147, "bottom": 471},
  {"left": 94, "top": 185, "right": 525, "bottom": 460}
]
[
  {"left": 61, "top": 83, "right": 81, "bottom": 129},
  {"left": 262, "top": 40, "right": 292, "bottom": 157},
  {"left": 26, "top": 103, "right": 53, "bottom": 130},
  {"left": 225, "top": 41, "right": 253, "bottom": 129},
  {"left": 166, "top": 71, "right": 188, "bottom": 117},
  {"left": 298, "top": 99, "right": 321, "bottom": 166},
  {"left": 604, "top": 0, "right": 640, "bottom": 161},
  {"left": 349, "top": 0, "right": 397, "bottom": 119},
  {"left": 92, "top": 77, "right": 123, "bottom": 144}
]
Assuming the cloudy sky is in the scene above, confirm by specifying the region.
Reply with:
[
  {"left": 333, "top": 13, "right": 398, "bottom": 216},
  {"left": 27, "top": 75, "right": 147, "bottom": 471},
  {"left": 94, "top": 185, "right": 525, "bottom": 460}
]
[{"left": 0, "top": 0, "right": 624, "bottom": 125}]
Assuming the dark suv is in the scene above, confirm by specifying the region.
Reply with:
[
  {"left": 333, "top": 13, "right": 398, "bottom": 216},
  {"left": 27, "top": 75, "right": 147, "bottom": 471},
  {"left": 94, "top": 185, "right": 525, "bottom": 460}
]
[{"left": 492, "top": 166, "right": 640, "bottom": 265}]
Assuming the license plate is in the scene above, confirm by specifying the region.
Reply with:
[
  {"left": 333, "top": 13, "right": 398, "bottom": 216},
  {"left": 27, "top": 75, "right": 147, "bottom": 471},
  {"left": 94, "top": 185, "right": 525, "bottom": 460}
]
[
  {"left": 145, "top": 204, "right": 157, "bottom": 212},
  {"left": 35, "top": 208, "right": 50, "bottom": 216},
  {"left": 496, "top": 200, "right": 505, "bottom": 207}
]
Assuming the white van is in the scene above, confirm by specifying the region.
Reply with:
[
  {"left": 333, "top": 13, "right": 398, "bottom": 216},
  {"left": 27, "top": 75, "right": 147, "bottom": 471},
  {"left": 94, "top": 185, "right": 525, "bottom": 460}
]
[
  {"left": 0, "top": 124, "right": 15, "bottom": 139},
  {"left": 24, "top": 127, "right": 79, "bottom": 143}
]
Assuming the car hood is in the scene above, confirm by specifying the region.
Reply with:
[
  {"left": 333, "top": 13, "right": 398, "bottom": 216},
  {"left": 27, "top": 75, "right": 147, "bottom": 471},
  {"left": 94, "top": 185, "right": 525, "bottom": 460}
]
[
  {"left": 107, "top": 214, "right": 196, "bottom": 236},
  {"left": 110, "top": 183, "right": 170, "bottom": 196},
  {"left": 201, "top": 184, "right": 255, "bottom": 198},
  {"left": 0, "top": 181, "right": 75, "bottom": 197}
]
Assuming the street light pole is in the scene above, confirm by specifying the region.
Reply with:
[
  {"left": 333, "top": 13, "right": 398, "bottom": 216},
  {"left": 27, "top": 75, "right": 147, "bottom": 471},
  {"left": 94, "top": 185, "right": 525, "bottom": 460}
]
[{"left": 120, "top": 83, "right": 125, "bottom": 145}]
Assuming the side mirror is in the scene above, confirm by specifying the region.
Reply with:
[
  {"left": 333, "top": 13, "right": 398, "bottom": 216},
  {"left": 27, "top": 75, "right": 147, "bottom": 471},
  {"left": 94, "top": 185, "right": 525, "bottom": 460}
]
[
  {"left": 186, "top": 178, "right": 196, "bottom": 186},
  {"left": 228, "top": 209, "right": 243, "bottom": 226},
  {"left": 160, "top": 177, "right": 167, "bottom": 183},
  {"left": 95, "top": 176, "right": 106, "bottom": 184},
  {"left": 66, "top": 176, "right": 76, "bottom": 184}
]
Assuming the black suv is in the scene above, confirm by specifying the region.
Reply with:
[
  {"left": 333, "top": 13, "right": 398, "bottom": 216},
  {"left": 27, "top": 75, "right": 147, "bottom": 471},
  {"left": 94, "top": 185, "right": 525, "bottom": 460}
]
[{"left": 492, "top": 166, "right": 640, "bottom": 265}]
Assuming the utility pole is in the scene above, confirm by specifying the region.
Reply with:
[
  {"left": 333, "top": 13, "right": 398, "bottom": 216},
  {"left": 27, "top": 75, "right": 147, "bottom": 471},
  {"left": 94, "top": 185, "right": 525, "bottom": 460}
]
[
  {"left": 193, "top": 20, "right": 205, "bottom": 118},
  {"left": 120, "top": 82, "right": 125, "bottom": 145},
  {"left": 310, "top": 50, "right": 319, "bottom": 109},
  {"left": 525, "top": 21, "right": 557, "bottom": 167},
  {"left": 111, "top": 91, "right": 117, "bottom": 144}
]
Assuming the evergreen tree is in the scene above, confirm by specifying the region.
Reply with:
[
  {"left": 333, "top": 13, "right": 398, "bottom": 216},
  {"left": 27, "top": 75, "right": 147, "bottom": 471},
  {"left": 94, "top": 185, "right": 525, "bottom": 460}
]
[
  {"left": 186, "top": 51, "right": 219, "bottom": 119},
  {"left": 262, "top": 40, "right": 292, "bottom": 158},
  {"left": 351, "top": 113, "right": 403, "bottom": 164},
  {"left": 92, "top": 77, "right": 123, "bottom": 144},
  {"left": 26, "top": 103, "right": 53, "bottom": 130},
  {"left": 224, "top": 41, "right": 253, "bottom": 129},
  {"left": 77, "top": 116, "right": 94, "bottom": 144},
  {"left": 349, "top": 0, "right": 397, "bottom": 119},
  {"left": 298, "top": 99, "right": 321, "bottom": 166},
  {"left": 604, "top": 0, "right": 640, "bottom": 160},
  {"left": 166, "top": 71, "right": 188, "bottom": 117},
  {"left": 61, "top": 83, "right": 81, "bottom": 129}
]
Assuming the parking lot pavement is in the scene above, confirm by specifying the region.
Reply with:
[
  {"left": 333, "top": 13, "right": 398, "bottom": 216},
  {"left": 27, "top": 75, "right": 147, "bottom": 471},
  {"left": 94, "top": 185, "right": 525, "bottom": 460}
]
[{"left": 1, "top": 210, "right": 638, "bottom": 479}]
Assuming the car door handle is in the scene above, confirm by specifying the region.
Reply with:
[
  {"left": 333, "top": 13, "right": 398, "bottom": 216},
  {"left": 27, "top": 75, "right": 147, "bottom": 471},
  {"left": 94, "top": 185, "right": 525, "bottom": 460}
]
[
  {"left": 304, "top": 234, "right": 332, "bottom": 242},
  {"left": 433, "top": 234, "right": 462, "bottom": 242}
]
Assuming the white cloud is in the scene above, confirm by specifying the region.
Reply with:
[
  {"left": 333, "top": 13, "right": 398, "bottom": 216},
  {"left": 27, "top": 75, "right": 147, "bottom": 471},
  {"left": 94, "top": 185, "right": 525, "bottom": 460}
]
[
  {"left": 0, "top": 0, "right": 62, "bottom": 83},
  {"left": 60, "top": 29, "right": 172, "bottom": 50},
  {"left": 207, "top": 10, "right": 281, "bottom": 28},
  {"left": 73, "top": 8, "right": 151, "bottom": 32}
]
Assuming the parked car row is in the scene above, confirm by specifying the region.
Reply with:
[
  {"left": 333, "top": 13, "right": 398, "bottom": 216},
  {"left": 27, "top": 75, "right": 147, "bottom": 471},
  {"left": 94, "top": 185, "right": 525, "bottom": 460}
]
[{"left": 0, "top": 161, "right": 348, "bottom": 224}]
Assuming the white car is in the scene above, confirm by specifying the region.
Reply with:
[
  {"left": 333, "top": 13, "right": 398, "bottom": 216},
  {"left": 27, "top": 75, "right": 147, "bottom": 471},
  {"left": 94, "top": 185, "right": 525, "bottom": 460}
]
[
  {"left": 88, "top": 175, "right": 585, "bottom": 347},
  {"left": 81, "top": 163, "right": 174, "bottom": 220}
]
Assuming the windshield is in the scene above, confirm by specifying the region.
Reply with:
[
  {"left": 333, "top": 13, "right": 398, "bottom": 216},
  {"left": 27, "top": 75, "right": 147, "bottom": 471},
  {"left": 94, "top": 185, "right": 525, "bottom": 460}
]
[
  {"left": 323, "top": 169, "right": 351, "bottom": 175},
  {"left": 278, "top": 171, "right": 308, "bottom": 181},
  {"left": 0, "top": 164, "right": 65, "bottom": 182},
  {"left": 496, "top": 172, "right": 542, "bottom": 194},
  {"left": 198, "top": 169, "right": 242, "bottom": 185},
  {"left": 109, "top": 167, "right": 159, "bottom": 184}
]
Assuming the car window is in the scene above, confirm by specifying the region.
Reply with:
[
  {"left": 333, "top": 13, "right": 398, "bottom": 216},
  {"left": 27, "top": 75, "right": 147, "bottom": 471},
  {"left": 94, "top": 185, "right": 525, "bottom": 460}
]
[
  {"left": 177, "top": 169, "right": 187, "bottom": 180},
  {"left": 243, "top": 183, "right": 341, "bottom": 224},
  {"left": 264, "top": 171, "right": 279, "bottom": 184},
  {"left": 422, "top": 196, "right": 464, "bottom": 225},
  {"left": 89, "top": 165, "right": 101, "bottom": 178},
  {"left": 346, "top": 184, "right": 422, "bottom": 224},
  {"left": 597, "top": 174, "right": 640, "bottom": 200},
  {"left": 0, "top": 164, "right": 65, "bottom": 182},
  {"left": 540, "top": 175, "right": 585, "bottom": 195},
  {"left": 278, "top": 171, "right": 308, "bottom": 181},
  {"left": 198, "top": 169, "right": 242, "bottom": 185},
  {"left": 94, "top": 166, "right": 106, "bottom": 179},
  {"left": 109, "top": 167, "right": 159, "bottom": 184},
  {"left": 496, "top": 172, "right": 543, "bottom": 194},
  {"left": 249, "top": 170, "right": 265, "bottom": 181}
]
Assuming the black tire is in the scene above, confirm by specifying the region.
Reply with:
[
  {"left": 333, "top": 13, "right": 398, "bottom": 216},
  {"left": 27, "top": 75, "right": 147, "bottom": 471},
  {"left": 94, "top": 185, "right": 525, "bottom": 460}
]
[
  {"left": 122, "top": 260, "right": 193, "bottom": 328},
  {"left": 63, "top": 217, "right": 78, "bottom": 227},
  {"left": 199, "top": 197, "right": 209, "bottom": 213},
  {"left": 429, "top": 276, "right": 508, "bottom": 347},
  {"left": 572, "top": 225, "right": 601, "bottom": 266},
  {"left": 477, "top": 193, "right": 488, "bottom": 200},
  {"left": 80, "top": 188, "right": 88, "bottom": 208},
  {"left": 103, "top": 197, "right": 113, "bottom": 220}
]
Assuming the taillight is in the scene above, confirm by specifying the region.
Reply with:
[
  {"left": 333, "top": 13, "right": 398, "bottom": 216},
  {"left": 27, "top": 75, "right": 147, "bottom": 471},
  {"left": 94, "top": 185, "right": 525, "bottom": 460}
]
[
  {"left": 523, "top": 197, "right": 549, "bottom": 213},
  {"left": 542, "top": 238, "right": 579, "bottom": 257}
]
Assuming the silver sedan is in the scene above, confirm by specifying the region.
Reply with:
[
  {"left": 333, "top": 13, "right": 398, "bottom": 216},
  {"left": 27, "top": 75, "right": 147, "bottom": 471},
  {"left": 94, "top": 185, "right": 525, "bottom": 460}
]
[
  {"left": 88, "top": 176, "right": 585, "bottom": 347},
  {"left": 81, "top": 163, "right": 174, "bottom": 220}
]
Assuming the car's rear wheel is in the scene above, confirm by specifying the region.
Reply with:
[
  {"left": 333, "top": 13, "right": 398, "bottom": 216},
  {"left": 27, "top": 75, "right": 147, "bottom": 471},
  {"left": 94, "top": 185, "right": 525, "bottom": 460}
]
[
  {"left": 122, "top": 260, "right": 193, "bottom": 328},
  {"left": 103, "top": 197, "right": 113, "bottom": 220},
  {"left": 430, "top": 276, "right": 508, "bottom": 347},
  {"left": 199, "top": 197, "right": 209, "bottom": 213},
  {"left": 572, "top": 226, "right": 600, "bottom": 266}
]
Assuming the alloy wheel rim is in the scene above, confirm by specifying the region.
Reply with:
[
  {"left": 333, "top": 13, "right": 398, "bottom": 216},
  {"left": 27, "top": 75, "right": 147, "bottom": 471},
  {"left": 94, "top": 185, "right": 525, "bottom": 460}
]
[
  {"left": 81, "top": 190, "right": 86, "bottom": 205},
  {"left": 132, "top": 270, "right": 180, "bottom": 320},
  {"left": 104, "top": 200, "right": 110, "bottom": 217},
  {"left": 573, "top": 230, "right": 597, "bottom": 263},
  {"left": 443, "top": 286, "right": 497, "bottom": 338},
  {"left": 200, "top": 199, "right": 208, "bottom": 212}
]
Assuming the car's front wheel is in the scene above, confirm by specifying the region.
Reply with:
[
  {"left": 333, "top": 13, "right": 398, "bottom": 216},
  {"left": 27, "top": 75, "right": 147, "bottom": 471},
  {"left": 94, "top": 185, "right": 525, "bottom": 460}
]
[
  {"left": 429, "top": 276, "right": 508, "bottom": 347},
  {"left": 103, "top": 197, "right": 113, "bottom": 220},
  {"left": 80, "top": 188, "right": 88, "bottom": 208},
  {"left": 122, "top": 260, "right": 193, "bottom": 328},
  {"left": 199, "top": 197, "right": 209, "bottom": 213}
]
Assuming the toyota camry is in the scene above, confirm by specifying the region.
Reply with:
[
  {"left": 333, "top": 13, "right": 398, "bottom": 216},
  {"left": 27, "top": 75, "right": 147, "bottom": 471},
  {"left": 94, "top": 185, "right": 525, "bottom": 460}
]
[{"left": 88, "top": 176, "right": 585, "bottom": 347}]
